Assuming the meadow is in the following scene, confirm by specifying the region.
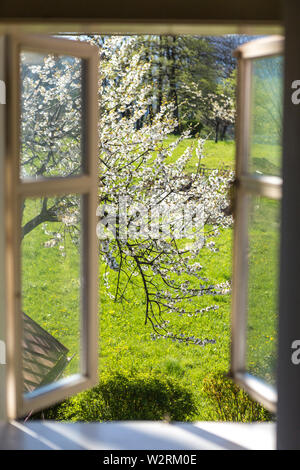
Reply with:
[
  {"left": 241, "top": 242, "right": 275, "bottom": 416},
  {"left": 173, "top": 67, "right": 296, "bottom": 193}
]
[{"left": 22, "top": 138, "right": 279, "bottom": 421}]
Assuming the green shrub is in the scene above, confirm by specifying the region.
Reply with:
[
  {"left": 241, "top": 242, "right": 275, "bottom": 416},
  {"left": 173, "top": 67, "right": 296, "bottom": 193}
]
[
  {"left": 41, "top": 371, "right": 198, "bottom": 422},
  {"left": 202, "top": 372, "right": 273, "bottom": 422}
]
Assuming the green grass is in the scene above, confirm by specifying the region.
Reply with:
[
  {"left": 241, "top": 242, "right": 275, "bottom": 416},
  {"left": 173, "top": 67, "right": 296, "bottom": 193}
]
[
  {"left": 247, "top": 197, "right": 280, "bottom": 385},
  {"left": 22, "top": 137, "right": 278, "bottom": 421},
  {"left": 98, "top": 227, "right": 233, "bottom": 420},
  {"left": 161, "top": 136, "right": 236, "bottom": 172},
  {"left": 249, "top": 143, "right": 282, "bottom": 176},
  {"left": 22, "top": 197, "right": 81, "bottom": 375},
  {"left": 160, "top": 136, "right": 281, "bottom": 176}
]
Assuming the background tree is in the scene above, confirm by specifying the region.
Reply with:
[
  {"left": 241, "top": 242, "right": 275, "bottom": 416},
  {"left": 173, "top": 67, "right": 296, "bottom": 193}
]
[
  {"left": 20, "top": 52, "right": 82, "bottom": 238},
  {"left": 204, "top": 89, "right": 236, "bottom": 143},
  {"left": 133, "top": 35, "right": 219, "bottom": 135},
  {"left": 204, "top": 35, "right": 256, "bottom": 79},
  {"left": 21, "top": 35, "right": 234, "bottom": 345}
]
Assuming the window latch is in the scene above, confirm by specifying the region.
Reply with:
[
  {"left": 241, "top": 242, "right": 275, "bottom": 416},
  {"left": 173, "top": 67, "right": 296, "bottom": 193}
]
[{"left": 223, "top": 178, "right": 238, "bottom": 218}]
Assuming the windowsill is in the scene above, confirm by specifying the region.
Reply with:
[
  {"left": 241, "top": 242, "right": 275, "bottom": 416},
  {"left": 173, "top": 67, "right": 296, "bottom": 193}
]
[{"left": 0, "top": 420, "right": 276, "bottom": 450}]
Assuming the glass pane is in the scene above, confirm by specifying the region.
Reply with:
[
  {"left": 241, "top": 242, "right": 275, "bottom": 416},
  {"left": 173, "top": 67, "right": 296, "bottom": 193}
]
[
  {"left": 249, "top": 55, "right": 283, "bottom": 176},
  {"left": 21, "top": 195, "right": 81, "bottom": 395},
  {"left": 246, "top": 196, "right": 280, "bottom": 386},
  {"left": 20, "top": 52, "right": 83, "bottom": 179}
]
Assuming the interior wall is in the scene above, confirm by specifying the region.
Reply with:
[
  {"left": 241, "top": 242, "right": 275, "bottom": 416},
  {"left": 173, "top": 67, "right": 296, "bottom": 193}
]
[
  {"left": 0, "top": 0, "right": 283, "bottom": 23},
  {"left": 277, "top": 0, "right": 300, "bottom": 450},
  {"left": 0, "top": 0, "right": 283, "bottom": 35}
]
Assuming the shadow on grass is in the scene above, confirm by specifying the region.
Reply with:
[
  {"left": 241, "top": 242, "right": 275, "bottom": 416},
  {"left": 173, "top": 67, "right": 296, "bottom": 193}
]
[
  {"left": 31, "top": 372, "right": 198, "bottom": 422},
  {"left": 251, "top": 157, "right": 280, "bottom": 175}
]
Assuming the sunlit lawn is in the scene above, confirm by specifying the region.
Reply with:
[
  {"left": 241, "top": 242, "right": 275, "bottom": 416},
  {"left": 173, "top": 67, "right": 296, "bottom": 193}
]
[
  {"left": 162, "top": 135, "right": 281, "bottom": 175},
  {"left": 22, "top": 137, "right": 278, "bottom": 420}
]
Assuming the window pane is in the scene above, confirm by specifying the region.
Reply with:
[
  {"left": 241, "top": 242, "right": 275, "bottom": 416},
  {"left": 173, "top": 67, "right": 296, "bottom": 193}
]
[
  {"left": 20, "top": 52, "right": 83, "bottom": 179},
  {"left": 249, "top": 56, "right": 283, "bottom": 177},
  {"left": 246, "top": 196, "right": 280, "bottom": 386},
  {"left": 21, "top": 195, "right": 81, "bottom": 395}
]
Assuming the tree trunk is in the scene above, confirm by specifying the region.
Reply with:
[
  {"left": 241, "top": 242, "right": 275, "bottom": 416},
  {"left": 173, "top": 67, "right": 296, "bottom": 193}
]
[
  {"left": 157, "top": 36, "right": 163, "bottom": 115},
  {"left": 221, "top": 124, "right": 228, "bottom": 141},
  {"left": 167, "top": 36, "right": 180, "bottom": 135},
  {"left": 22, "top": 197, "right": 59, "bottom": 239},
  {"left": 145, "top": 39, "right": 154, "bottom": 124},
  {"left": 215, "top": 120, "right": 220, "bottom": 143}
]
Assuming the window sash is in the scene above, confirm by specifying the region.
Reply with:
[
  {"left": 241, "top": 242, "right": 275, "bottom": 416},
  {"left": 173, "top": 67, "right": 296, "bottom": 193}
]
[
  {"left": 4, "top": 34, "right": 99, "bottom": 418},
  {"left": 230, "top": 35, "right": 284, "bottom": 413}
]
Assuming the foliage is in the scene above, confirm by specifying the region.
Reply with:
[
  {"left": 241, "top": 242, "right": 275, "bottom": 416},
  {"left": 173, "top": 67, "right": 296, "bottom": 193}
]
[
  {"left": 21, "top": 53, "right": 82, "bottom": 179},
  {"left": 39, "top": 371, "right": 198, "bottom": 422},
  {"left": 204, "top": 35, "right": 256, "bottom": 79},
  {"left": 21, "top": 35, "right": 234, "bottom": 346},
  {"left": 204, "top": 88, "right": 236, "bottom": 143},
  {"left": 94, "top": 36, "right": 234, "bottom": 343},
  {"left": 131, "top": 35, "right": 219, "bottom": 134},
  {"left": 22, "top": 140, "right": 275, "bottom": 422},
  {"left": 20, "top": 35, "right": 278, "bottom": 423},
  {"left": 202, "top": 372, "right": 273, "bottom": 422}
]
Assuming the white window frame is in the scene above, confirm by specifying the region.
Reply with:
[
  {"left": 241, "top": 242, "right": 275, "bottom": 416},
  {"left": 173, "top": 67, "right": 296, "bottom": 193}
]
[
  {"left": 230, "top": 35, "right": 284, "bottom": 413},
  {"left": 4, "top": 34, "right": 99, "bottom": 419}
]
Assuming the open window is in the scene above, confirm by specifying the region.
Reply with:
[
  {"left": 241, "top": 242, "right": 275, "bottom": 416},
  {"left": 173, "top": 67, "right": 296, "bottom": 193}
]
[
  {"left": 230, "top": 35, "right": 284, "bottom": 413},
  {"left": 1, "top": 32, "right": 283, "bottom": 422},
  {"left": 4, "top": 34, "right": 99, "bottom": 419}
]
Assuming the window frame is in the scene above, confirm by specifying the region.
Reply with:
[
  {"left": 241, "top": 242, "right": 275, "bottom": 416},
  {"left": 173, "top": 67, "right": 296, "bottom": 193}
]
[
  {"left": 4, "top": 34, "right": 99, "bottom": 419},
  {"left": 230, "top": 35, "right": 284, "bottom": 413}
]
